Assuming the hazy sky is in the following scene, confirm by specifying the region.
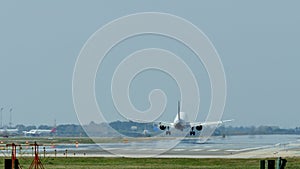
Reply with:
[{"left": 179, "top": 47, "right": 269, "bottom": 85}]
[{"left": 0, "top": 1, "right": 299, "bottom": 128}]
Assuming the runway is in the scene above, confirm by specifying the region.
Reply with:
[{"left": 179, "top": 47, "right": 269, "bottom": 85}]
[
  {"left": 38, "top": 135, "right": 300, "bottom": 158},
  {"left": 2, "top": 135, "right": 300, "bottom": 158}
]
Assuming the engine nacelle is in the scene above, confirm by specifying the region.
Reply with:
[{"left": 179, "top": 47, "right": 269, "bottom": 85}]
[
  {"left": 196, "top": 125, "right": 203, "bottom": 131},
  {"left": 159, "top": 125, "right": 166, "bottom": 130}
]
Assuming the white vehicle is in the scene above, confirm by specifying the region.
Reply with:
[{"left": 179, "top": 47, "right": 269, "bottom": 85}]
[
  {"left": 23, "top": 127, "right": 56, "bottom": 136},
  {"left": 158, "top": 101, "right": 233, "bottom": 135}
]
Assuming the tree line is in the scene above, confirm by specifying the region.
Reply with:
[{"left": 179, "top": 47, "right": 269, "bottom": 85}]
[{"left": 10, "top": 122, "right": 300, "bottom": 137}]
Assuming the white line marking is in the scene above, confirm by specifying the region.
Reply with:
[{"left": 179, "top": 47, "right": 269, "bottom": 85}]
[
  {"left": 207, "top": 149, "right": 220, "bottom": 152},
  {"left": 225, "top": 149, "right": 240, "bottom": 152},
  {"left": 173, "top": 149, "right": 185, "bottom": 151},
  {"left": 190, "top": 149, "right": 203, "bottom": 152}
]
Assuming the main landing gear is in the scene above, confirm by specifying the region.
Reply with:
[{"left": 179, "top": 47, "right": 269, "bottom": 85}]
[
  {"left": 159, "top": 124, "right": 171, "bottom": 135},
  {"left": 166, "top": 126, "right": 171, "bottom": 135},
  {"left": 190, "top": 127, "right": 196, "bottom": 136}
]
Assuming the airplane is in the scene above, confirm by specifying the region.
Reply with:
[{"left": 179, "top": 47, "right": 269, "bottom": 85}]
[
  {"left": 0, "top": 127, "right": 19, "bottom": 137},
  {"left": 23, "top": 127, "right": 56, "bottom": 137},
  {"left": 157, "top": 101, "right": 233, "bottom": 136}
]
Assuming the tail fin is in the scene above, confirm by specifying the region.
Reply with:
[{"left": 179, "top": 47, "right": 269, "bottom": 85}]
[
  {"left": 178, "top": 101, "right": 181, "bottom": 120},
  {"left": 50, "top": 128, "right": 57, "bottom": 133},
  {"left": 51, "top": 119, "right": 57, "bottom": 133}
]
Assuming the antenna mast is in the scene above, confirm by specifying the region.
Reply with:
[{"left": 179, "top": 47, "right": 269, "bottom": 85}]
[
  {"left": 9, "top": 108, "right": 13, "bottom": 128},
  {"left": 0, "top": 107, "right": 3, "bottom": 128}
]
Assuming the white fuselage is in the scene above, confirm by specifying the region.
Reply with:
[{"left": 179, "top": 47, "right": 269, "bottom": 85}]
[
  {"left": 26, "top": 129, "right": 51, "bottom": 135},
  {"left": 0, "top": 128, "right": 18, "bottom": 134},
  {"left": 24, "top": 129, "right": 55, "bottom": 136},
  {"left": 173, "top": 112, "right": 189, "bottom": 131}
]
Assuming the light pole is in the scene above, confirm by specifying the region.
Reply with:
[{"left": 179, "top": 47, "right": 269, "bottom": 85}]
[
  {"left": 0, "top": 107, "right": 3, "bottom": 128},
  {"left": 9, "top": 108, "right": 13, "bottom": 128}
]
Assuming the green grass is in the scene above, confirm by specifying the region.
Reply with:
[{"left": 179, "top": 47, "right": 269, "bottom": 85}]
[{"left": 1, "top": 157, "right": 299, "bottom": 169}]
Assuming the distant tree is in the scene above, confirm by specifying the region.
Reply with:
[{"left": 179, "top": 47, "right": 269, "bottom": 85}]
[
  {"left": 25, "top": 125, "right": 36, "bottom": 131},
  {"left": 56, "top": 124, "right": 86, "bottom": 137},
  {"left": 15, "top": 124, "right": 26, "bottom": 131},
  {"left": 38, "top": 125, "right": 52, "bottom": 130}
]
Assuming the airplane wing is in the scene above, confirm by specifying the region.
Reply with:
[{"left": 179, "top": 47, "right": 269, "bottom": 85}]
[
  {"left": 157, "top": 121, "right": 174, "bottom": 127},
  {"left": 154, "top": 121, "right": 174, "bottom": 135},
  {"left": 190, "top": 119, "right": 234, "bottom": 127}
]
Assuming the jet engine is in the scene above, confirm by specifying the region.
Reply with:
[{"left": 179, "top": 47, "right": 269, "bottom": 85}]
[
  {"left": 196, "top": 125, "right": 203, "bottom": 131},
  {"left": 159, "top": 125, "right": 166, "bottom": 130}
]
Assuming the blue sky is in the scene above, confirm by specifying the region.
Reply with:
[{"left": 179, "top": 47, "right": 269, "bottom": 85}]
[{"left": 0, "top": 1, "right": 299, "bottom": 127}]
